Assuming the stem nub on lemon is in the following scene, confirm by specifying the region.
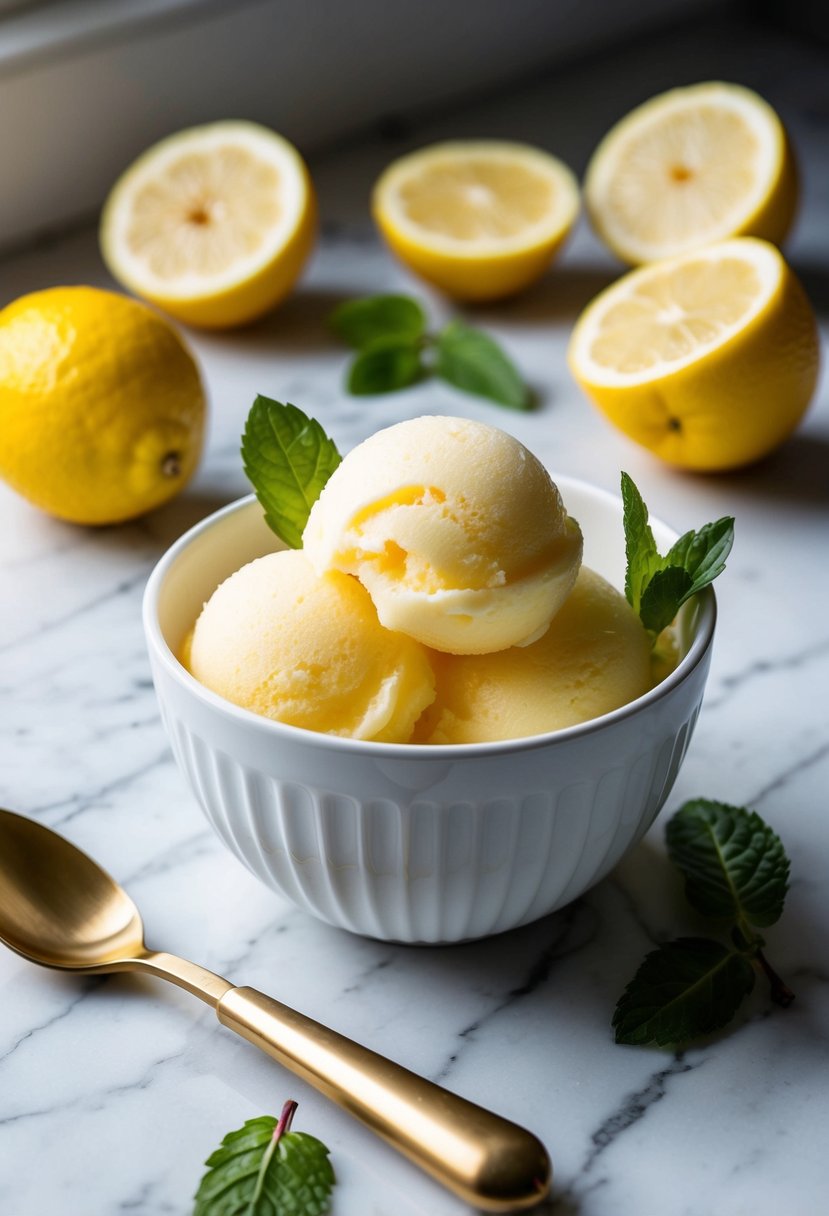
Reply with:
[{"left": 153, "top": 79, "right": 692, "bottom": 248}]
[
  {"left": 585, "top": 82, "right": 798, "bottom": 265},
  {"left": 372, "top": 140, "right": 579, "bottom": 300},
  {"left": 0, "top": 287, "right": 206, "bottom": 524},
  {"left": 100, "top": 121, "right": 316, "bottom": 329},
  {"left": 568, "top": 238, "right": 819, "bottom": 471}
]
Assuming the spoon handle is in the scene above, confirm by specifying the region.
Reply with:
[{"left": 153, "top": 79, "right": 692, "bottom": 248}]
[{"left": 216, "top": 986, "right": 550, "bottom": 1211}]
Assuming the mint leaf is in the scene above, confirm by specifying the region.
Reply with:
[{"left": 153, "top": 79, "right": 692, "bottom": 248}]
[
  {"left": 435, "top": 321, "right": 529, "bottom": 409},
  {"left": 621, "top": 472, "right": 734, "bottom": 638},
  {"left": 666, "top": 800, "right": 790, "bottom": 929},
  {"left": 613, "top": 938, "right": 755, "bottom": 1046},
  {"left": 664, "top": 516, "right": 735, "bottom": 601},
  {"left": 329, "top": 294, "right": 427, "bottom": 349},
  {"left": 620, "top": 471, "right": 661, "bottom": 614},
  {"left": 193, "top": 1106, "right": 334, "bottom": 1216},
  {"left": 348, "top": 337, "right": 422, "bottom": 394},
  {"left": 639, "top": 567, "right": 693, "bottom": 635},
  {"left": 242, "top": 397, "right": 341, "bottom": 549}
]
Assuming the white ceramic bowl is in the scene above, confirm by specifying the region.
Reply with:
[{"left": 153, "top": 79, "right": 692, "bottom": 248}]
[{"left": 143, "top": 478, "right": 715, "bottom": 944}]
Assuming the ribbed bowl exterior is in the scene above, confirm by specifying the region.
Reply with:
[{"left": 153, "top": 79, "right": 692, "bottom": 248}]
[
  {"left": 143, "top": 485, "right": 715, "bottom": 944},
  {"left": 149, "top": 644, "right": 709, "bottom": 943}
]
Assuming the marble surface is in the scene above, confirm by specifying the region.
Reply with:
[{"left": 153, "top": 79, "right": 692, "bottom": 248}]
[{"left": 2, "top": 14, "right": 829, "bottom": 1216}]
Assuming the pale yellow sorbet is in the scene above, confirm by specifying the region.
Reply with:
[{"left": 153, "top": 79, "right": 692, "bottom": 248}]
[
  {"left": 189, "top": 549, "right": 435, "bottom": 742},
  {"left": 413, "top": 567, "right": 652, "bottom": 744},
  {"left": 302, "top": 415, "right": 583, "bottom": 655}
]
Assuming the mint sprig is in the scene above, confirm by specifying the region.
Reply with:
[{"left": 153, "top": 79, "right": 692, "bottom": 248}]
[
  {"left": 241, "top": 396, "right": 341, "bottom": 548},
  {"left": 329, "top": 293, "right": 530, "bottom": 409},
  {"left": 613, "top": 800, "right": 794, "bottom": 1048},
  {"left": 621, "top": 472, "right": 734, "bottom": 638},
  {"left": 193, "top": 1099, "right": 334, "bottom": 1216}
]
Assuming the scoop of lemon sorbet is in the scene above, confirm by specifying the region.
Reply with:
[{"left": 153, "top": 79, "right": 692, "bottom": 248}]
[
  {"left": 413, "top": 567, "right": 653, "bottom": 744},
  {"left": 188, "top": 549, "right": 435, "bottom": 742},
  {"left": 302, "top": 415, "right": 583, "bottom": 655}
]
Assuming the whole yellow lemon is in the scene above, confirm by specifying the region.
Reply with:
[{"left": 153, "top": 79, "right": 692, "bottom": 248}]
[{"left": 0, "top": 286, "right": 206, "bottom": 523}]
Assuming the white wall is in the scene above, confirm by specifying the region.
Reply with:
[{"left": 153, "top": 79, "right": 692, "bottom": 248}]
[{"left": 0, "top": 0, "right": 719, "bottom": 251}]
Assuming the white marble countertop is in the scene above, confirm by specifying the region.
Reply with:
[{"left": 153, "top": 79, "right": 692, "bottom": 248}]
[{"left": 2, "top": 15, "right": 829, "bottom": 1216}]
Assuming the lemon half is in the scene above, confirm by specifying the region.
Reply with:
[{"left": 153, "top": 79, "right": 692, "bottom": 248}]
[
  {"left": 101, "top": 121, "right": 316, "bottom": 328},
  {"left": 585, "top": 82, "right": 797, "bottom": 265},
  {"left": 372, "top": 140, "right": 579, "bottom": 300},
  {"left": 568, "top": 237, "right": 819, "bottom": 471}
]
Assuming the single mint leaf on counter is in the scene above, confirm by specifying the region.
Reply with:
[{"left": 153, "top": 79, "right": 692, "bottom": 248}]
[
  {"left": 329, "top": 294, "right": 427, "bottom": 349},
  {"left": 193, "top": 1101, "right": 335, "bottom": 1216},
  {"left": 666, "top": 799, "right": 790, "bottom": 929},
  {"left": 435, "top": 320, "right": 530, "bottom": 409},
  {"left": 620, "top": 471, "right": 734, "bottom": 638},
  {"left": 348, "top": 337, "right": 423, "bottom": 394},
  {"left": 242, "top": 396, "right": 341, "bottom": 549},
  {"left": 612, "top": 938, "right": 755, "bottom": 1047}
]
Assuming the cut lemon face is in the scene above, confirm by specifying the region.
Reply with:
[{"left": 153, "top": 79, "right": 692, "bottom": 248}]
[
  {"left": 568, "top": 238, "right": 819, "bottom": 471},
  {"left": 101, "top": 121, "right": 316, "bottom": 328},
  {"left": 585, "top": 82, "right": 797, "bottom": 264},
  {"left": 372, "top": 141, "right": 579, "bottom": 300}
]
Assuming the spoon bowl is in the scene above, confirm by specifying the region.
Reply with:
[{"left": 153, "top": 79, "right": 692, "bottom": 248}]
[
  {"left": 0, "top": 807, "right": 551, "bottom": 1211},
  {"left": 0, "top": 809, "right": 144, "bottom": 970}
]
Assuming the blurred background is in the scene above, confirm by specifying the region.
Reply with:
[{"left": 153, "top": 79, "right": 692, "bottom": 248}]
[{"left": 1, "top": 0, "right": 827, "bottom": 255}]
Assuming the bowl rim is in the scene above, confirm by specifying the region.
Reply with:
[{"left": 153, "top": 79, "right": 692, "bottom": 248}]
[{"left": 142, "top": 477, "right": 717, "bottom": 759}]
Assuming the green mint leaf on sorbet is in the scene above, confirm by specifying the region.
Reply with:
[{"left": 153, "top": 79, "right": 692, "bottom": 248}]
[
  {"left": 613, "top": 938, "right": 755, "bottom": 1047},
  {"left": 330, "top": 293, "right": 426, "bottom": 348},
  {"left": 620, "top": 471, "right": 734, "bottom": 639},
  {"left": 329, "top": 295, "right": 530, "bottom": 409},
  {"left": 665, "top": 516, "right": 735, "bottom": 599},
  {"left": 348, "top": 336, "right": 423, "bottom": 394},
  {"left": 435, "top": 320, "right": 530, "bottom": 409},
  {"left": 613, "top": 800, "right": 794, "bottom": 1048},
  {"left": 620, "top": 472, "right": 661, "bottom": 613},
  {"left": 666, "top": 799, "right": 790, "bottom": 929},
  {"left": 193, "top": 1099, "right": 334, "bottom": 1216},
  {"left": 242, "top": 396, "right": 341, "bottom": 549}
]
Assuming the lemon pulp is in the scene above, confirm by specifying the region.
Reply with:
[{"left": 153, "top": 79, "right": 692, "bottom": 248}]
[
  {"left": 586, "top": 82, "right": 797, "bottom": 264},
  {"left": 568, "top": 237, "right": 819, "bottom": 470},
  {"left": 101, "top": 121, "right": 316, "bottom": 328},
  {"left": 372, "top": 140, "right": 579, "bottom": 299}
]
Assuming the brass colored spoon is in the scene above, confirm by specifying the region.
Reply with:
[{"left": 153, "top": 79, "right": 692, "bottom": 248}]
[{"left": 0, "top": 808, "right": 550, "bottom": 1210}]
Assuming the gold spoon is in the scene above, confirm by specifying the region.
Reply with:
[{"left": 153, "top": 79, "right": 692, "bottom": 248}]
[{"left": 0, "top": 808, "right": 550, "bottom": 1210}]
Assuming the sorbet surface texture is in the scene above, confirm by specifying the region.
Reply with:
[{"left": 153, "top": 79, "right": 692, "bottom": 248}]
[
  {"left": 188, "top": 549, "right": 435, "bottom": 742},
  {"left": 302, "top": 415, "right": 583, "bottom": 654},
  {"left": 413, "top": 566, "right": 653, "bottom": 743}
]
